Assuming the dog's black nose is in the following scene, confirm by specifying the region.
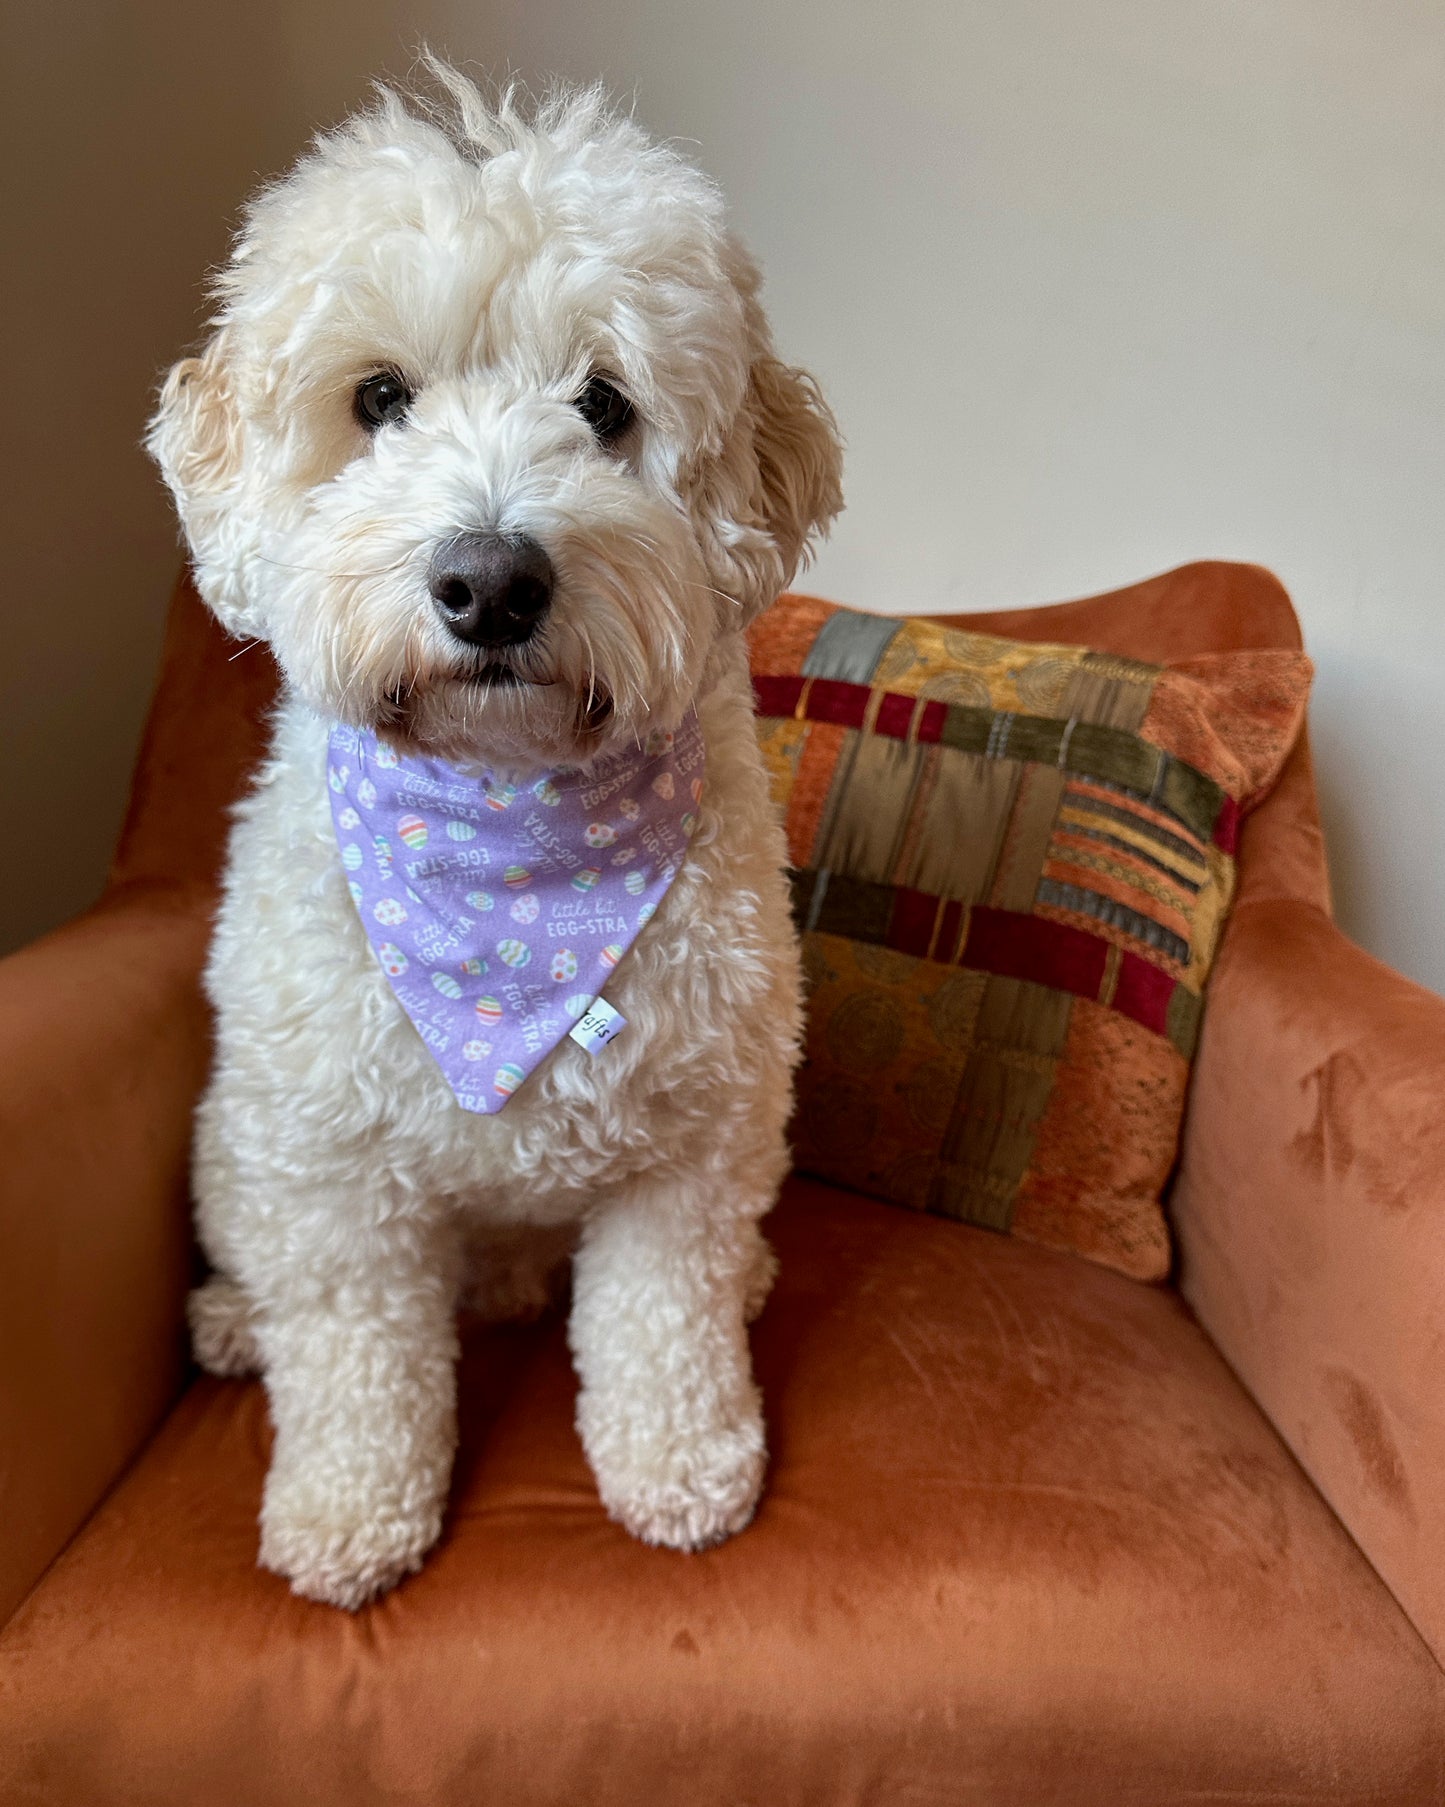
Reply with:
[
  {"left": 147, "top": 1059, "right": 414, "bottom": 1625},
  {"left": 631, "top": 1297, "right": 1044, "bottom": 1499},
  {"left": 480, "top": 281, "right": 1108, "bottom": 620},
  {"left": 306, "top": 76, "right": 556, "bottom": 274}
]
[{"left": 427, "top": 532, "right": 554, "bottom": 648}]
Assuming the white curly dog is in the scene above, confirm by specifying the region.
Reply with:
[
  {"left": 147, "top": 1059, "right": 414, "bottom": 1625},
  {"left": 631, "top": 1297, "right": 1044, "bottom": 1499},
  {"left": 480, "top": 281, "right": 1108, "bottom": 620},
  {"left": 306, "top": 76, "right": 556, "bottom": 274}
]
[{"left": 147, "top": 63, "right": 842, "bottom": 1608}]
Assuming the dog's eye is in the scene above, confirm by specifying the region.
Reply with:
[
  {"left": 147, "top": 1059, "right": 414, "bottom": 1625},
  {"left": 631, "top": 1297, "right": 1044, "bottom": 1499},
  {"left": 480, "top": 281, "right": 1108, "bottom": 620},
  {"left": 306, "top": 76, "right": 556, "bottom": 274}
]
[
  {"left": 354, "top": 372, "right": 414, "bottom": 432},
  {"left": 574, "top": 376, "right": 634, "bottom": 444}
]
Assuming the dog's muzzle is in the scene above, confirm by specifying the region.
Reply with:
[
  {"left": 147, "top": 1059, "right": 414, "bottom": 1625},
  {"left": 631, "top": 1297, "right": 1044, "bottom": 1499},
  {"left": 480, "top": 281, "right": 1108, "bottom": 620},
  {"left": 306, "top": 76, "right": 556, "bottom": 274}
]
[{"left": 428, "top": 531, "right": 554, "bottom": 650}]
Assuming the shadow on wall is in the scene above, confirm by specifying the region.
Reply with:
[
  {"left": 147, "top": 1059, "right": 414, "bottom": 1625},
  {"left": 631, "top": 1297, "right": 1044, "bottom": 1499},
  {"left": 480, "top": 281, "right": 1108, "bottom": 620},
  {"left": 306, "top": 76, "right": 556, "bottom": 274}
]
[{"left": 0, "top": 2, "right": 421, "bottom": 956}]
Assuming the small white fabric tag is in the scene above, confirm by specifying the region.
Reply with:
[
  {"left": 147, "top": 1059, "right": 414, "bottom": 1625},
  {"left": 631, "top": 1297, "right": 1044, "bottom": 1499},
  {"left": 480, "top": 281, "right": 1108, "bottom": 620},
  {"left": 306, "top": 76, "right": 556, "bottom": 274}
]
[{"left": 568, "top": 997, "right": 627, "bottom": 1057}]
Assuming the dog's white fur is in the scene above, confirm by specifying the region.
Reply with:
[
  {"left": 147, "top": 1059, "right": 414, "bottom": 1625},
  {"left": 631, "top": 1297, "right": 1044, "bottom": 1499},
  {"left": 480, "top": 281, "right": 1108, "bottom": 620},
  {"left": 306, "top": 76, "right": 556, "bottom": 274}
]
[{"left": 147, "top": 64, "right": 842, "bottom": 1608}]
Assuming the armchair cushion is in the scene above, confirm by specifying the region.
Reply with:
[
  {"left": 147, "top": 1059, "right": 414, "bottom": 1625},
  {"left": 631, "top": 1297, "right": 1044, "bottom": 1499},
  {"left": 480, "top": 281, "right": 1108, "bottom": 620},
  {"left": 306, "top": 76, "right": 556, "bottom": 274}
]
[
  {"left": 1, "top": 1179, "right": 1439, "bottom": 1806},
  {"left": 747, "top": 595, "right": 1311, "bottom": 1279}
]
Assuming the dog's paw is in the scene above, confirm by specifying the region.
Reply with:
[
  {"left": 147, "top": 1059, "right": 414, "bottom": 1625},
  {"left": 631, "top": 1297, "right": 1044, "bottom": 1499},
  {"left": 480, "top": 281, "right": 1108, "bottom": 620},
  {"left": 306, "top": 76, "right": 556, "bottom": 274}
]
[
  {"left": 188, "top": 1276, "right": 263, "bottom": 1378},
  {"left": 588, "top": 1413, "right": 767, "bottom": 1552},
  {"left": 258, "top": 1488, "right": 444, "bottom": 1610}
]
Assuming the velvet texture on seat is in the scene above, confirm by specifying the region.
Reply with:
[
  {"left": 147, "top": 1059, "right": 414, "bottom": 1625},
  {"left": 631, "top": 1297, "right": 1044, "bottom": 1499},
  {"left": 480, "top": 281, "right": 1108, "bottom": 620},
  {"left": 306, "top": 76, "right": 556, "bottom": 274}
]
[
  {"left": 1176, "top": 899, "right": 1445, "bottom": 1676},
  {"left": 1, "top": 1181, "right": 1440, "bottom": 1807}
]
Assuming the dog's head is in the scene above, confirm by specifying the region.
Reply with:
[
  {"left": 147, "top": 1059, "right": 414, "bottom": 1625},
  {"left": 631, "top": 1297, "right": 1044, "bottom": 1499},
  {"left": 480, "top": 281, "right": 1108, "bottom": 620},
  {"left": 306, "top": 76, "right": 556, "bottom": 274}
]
[{"left": 148, "top": 63, "right": 843, "bottom": 770}]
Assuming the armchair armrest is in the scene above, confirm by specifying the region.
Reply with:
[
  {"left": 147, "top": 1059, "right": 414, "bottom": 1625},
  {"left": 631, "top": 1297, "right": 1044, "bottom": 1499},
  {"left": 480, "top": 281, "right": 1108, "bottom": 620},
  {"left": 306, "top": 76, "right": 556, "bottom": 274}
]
[
  {"left": 1173, "top": 897, "right": 1445, "bottom": 1667},
  {"left": 0, "top": 886, "right": 211, "bottom": 1627}
]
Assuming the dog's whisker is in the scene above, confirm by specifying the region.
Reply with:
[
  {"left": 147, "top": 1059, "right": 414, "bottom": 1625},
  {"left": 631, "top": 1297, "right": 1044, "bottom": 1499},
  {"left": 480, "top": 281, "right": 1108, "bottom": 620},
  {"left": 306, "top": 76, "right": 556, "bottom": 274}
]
[
  {"left": 251, "top": 552, "right": 415, "bottom": 583},
  {"left": 679, "top": 579, "right": 743, "bottom": 610}
]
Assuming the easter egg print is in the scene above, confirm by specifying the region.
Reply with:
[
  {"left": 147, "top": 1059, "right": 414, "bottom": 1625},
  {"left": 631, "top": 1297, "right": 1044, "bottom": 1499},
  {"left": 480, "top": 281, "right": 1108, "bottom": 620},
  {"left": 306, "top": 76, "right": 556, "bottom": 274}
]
[
  {"left": 652, "top": 772, "right": 675, "bottom": 801},
  {"left": 571, "top": 868, "right": 601, "bottom": 893},
  {"left": 374, "top": 743, "right": 399, "bottom": 769},
  {"left": 624, "top": 869, "right": 646, "bottom": 896},
  {"left": 398, "top": 814, "right": 428, "bottom": 850},
  {"left": 341, "top": 843, "right": 363, "bottom": 872},
  {"left": 636, "top": 903, "right": 656, "bottom": 926},
  {"left": 564, "top": 992, "right": 593, "bottom": 1017},
  {"left": 373, "top": 835, "right": 393, "bottom": 871},
  {"left": 690, "top": 778, "right": 704, "bottom": 805},
  {"left": 550, "top": 949, "right": 578, "bottom": 983},
  {"left": 465, "top": 890, "right": 494, "bottom": 912},
  {"left": 377, "top": 942, "right": 408, "bottom": 977},
  {"left": 681, "top": 812, "right": 697, "bottom": 838},
  {"left": 600, "top": 944, "right": 623, "bottom": 969},
  {"left": 494, "top": 1063, "right": 525, "bottom": 1098},
  {"left": 610, "top": 847, "right": 636, "bottom": 866},
  {"left": 504, "top": 865, "right": 531, "bottom": 889},
  {"left": 446, "top": 820, "right": 476, "bottom": 842},
  {"left": 532, "top": 778, "right": 561, "bottom": 807},
  {"left": 618, "top": 798, "right": 641, "bottom": 821},
  {"left": 348, "top": 881, "right": 364, "bottom": 906},
  {"left": 460, "top": 957, "right": 487, "bottom": 976},
  {"left": 357, "top": 779, "right": 377, "bottom": 809},
  {"left": 484, "top": 781, "right": 517, "bottom": 811},
  {"left": 462, "top": 1039, "right": 491, "bottom": 1062},
  {"left": 509, "top": 893, "right": 540, "bottom": 925},
  {"left": 644, "top": 728, "right": 675, "bottom": 757},
  {"left": 475, "top": 996, "right": 503, "bottom": 1026},
  {"left": 338, "top": 806, "right": 360, "bottom": 830},
  {"left": 584, "top": 822, "right": 616, "bottom": 848},
  {"left": 328, "top": 765, "right": 348, "bottom": 793},
  {"left": 432, "top": 972, "right": 463, "bottom": 999},
  {"left": 496, "top": 938, "right": 531, "bottom": 969},
  {"left": 373, "top": 897, "right": 407, "bottom": 926}
]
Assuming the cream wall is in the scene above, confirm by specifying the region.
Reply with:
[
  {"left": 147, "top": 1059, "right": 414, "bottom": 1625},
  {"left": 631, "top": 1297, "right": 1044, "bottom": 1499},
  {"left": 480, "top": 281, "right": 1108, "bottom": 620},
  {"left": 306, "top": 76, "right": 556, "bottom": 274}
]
[{"left": 5, "top": 3, "right": 1442, "bottom": 991}]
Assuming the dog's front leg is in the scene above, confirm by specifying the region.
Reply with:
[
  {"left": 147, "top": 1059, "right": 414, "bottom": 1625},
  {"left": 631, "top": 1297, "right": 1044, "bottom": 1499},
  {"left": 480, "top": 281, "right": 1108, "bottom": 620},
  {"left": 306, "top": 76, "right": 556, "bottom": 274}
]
[
  {"left": 569, "top": 1181, "right": 768, "bottom": 1550},
  {"left": 249, "top": 1206, "right": 459, "bottom": 1609}
]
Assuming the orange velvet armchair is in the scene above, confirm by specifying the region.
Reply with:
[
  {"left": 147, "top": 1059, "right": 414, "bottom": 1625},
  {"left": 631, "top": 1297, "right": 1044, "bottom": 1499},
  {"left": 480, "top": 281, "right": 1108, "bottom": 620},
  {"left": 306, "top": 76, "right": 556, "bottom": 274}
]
[{"left": 1, "top": 561, "right": 1441, "bottom": 1804}]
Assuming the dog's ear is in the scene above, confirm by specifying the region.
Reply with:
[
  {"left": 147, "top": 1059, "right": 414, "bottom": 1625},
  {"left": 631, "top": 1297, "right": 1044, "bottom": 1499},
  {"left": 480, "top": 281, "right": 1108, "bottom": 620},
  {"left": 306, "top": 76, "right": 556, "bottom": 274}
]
[
  {"left": 147, "top": 331, "right": 264, "bottom": 633},
  {"left": 743, "top": 352, "right": 844, "bottom": 588},
  {"left": 694, "top": 244, "right": 843, "bottom": 629},
  {"left": 147, "top": 331, "right": 242, "bottom": 512}
]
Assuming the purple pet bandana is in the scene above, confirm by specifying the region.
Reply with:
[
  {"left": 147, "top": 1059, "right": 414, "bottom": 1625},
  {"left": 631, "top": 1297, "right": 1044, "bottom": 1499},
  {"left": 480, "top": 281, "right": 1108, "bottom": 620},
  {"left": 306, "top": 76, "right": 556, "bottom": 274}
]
[{"left": 327, "top": 714, "right": 705, "bottom": 1112}]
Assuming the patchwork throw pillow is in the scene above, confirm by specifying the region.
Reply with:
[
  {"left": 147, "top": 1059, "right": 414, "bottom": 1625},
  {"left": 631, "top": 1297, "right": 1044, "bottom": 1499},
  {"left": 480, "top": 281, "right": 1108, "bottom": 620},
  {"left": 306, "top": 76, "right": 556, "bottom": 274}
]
[{"left": 749, "top": 594, "right": 1312, "bottom": 1280}]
